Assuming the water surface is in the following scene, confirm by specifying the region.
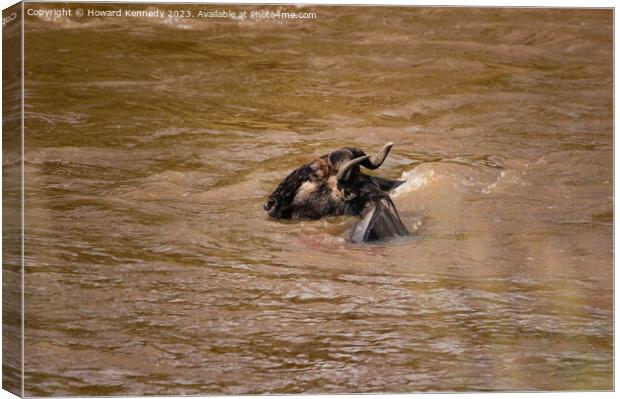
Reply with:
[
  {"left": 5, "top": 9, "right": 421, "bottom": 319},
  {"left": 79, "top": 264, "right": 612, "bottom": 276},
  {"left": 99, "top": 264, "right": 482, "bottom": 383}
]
[{"left": 21, "top": 4, "right": 612, "bottom": 395}]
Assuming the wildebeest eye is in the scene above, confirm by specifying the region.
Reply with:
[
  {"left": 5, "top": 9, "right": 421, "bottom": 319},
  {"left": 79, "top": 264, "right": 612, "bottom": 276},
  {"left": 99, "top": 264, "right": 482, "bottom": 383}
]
[
  {"left": 341, "top": 188, "right": 357, "bottom": 201},
  {"left": 263, "top": 199, "right": 276, "bottom": 211}
]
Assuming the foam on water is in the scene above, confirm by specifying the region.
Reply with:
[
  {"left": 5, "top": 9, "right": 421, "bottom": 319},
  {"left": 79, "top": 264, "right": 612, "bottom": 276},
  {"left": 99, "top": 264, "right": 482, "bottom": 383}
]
[{"left": 391, "top": 167, "right": 436, "bottom": 198}]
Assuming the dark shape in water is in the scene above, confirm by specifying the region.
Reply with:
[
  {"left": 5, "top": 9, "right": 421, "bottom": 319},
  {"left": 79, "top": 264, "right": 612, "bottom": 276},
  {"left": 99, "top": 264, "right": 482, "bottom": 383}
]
[{"left": 264, "top": 142, "right": 409, "bottom": 243}]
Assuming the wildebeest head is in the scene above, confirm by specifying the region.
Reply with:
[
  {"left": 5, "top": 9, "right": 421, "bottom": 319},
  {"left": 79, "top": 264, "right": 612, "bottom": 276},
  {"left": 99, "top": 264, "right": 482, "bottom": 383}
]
[{"left": 264, "top": 142, "right": 409, "bottom": 242}]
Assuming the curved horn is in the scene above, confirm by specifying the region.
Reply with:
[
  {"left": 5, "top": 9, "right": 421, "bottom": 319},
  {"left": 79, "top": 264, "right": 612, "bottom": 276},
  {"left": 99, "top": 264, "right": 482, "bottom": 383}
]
[
  {"left": 363, "top": 142, "right": 394, "bottom": 170},
  {"left": 336, "top": 155, "right": 369, "bottom": 182}
]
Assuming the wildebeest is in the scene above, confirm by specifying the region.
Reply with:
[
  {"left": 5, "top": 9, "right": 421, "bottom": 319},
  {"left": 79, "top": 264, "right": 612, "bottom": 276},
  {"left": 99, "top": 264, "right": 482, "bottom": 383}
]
[{"left": 263, "top": 142, "right": 409, "bottom": 243}]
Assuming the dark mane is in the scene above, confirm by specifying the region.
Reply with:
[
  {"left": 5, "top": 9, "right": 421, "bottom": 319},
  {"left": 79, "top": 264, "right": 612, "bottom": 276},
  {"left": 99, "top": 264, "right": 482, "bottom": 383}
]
[{"left": 264, "top": 143, "right": 409, "bottom": 242}]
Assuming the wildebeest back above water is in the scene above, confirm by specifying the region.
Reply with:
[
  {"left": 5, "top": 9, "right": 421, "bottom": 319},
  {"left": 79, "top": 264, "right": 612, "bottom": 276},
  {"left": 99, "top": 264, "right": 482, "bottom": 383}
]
[{"left": 264, "top": 142, "right": 409, "bottom": 243}]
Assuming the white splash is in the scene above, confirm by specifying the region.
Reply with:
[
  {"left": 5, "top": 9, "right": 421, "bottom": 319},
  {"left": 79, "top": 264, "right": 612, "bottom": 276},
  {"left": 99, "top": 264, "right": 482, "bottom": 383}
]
[
  {"left": 391, "top": 167, "right": 435, "bottom": 198},
  {"left": 482, "top": 170, "right": 530, "bottom": 195}
]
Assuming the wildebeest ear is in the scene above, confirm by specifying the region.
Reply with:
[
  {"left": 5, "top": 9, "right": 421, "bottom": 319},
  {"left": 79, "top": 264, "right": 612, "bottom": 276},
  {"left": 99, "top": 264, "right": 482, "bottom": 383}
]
[
  {"left": 370, "top": 176, "right": 406, "bottom": 192},
  {"left": 348, "top": 196, "right": 409, "bottom": 243}
]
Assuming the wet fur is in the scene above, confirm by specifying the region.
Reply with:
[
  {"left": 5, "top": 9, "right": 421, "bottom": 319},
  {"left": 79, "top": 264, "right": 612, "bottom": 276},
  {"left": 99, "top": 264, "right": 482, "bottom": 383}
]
[
  {"left": 264, "top": 145, "right": 409, "bottom": 242},
  {"left": 265, "top": 151, "right": 365, "bottom": 219}
]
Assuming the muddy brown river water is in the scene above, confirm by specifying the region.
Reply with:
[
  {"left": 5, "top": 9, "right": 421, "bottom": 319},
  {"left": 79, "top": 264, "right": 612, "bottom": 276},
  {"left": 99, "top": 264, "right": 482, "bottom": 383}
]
[{"left": 13, "top": 4, "right": 615, "bottom": 395}]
